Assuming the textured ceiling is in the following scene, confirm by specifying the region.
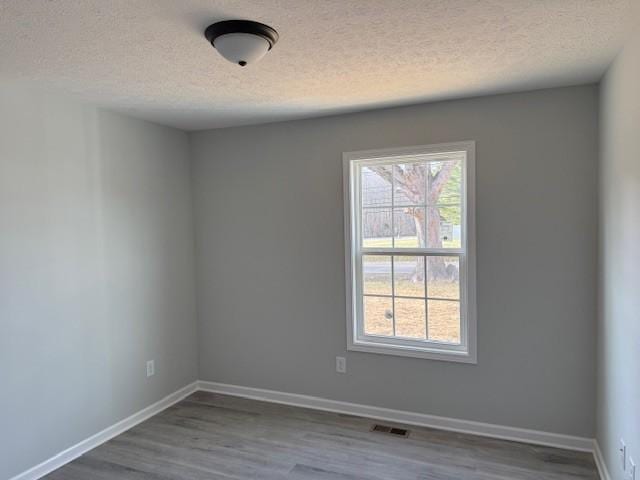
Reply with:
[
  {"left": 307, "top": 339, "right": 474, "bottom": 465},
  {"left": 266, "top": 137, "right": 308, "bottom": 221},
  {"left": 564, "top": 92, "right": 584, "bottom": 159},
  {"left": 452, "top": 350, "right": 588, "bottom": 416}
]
[{"left": 0, "top": 0, "right": 635, "bottom": 130}]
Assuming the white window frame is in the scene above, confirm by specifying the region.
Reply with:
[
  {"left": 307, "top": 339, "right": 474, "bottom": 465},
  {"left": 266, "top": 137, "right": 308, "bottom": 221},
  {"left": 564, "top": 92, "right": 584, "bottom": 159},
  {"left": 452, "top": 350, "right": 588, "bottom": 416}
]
[{"left": 343, "top": 141, "right": 477, "bottom": 363}]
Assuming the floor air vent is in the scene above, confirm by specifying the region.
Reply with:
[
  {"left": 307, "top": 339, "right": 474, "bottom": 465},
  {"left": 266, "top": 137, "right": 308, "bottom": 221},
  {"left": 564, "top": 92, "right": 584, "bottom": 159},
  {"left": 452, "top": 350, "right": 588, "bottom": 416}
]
[{"left": 370, "top": 424, "right": 409, "bottom": 437}]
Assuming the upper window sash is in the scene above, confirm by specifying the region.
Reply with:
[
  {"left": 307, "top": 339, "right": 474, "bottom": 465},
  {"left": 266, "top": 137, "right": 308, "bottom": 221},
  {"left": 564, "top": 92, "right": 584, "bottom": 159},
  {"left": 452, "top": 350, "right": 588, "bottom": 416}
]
[{"left": 354, "top": 152, "right": 467, "bottom": 254}]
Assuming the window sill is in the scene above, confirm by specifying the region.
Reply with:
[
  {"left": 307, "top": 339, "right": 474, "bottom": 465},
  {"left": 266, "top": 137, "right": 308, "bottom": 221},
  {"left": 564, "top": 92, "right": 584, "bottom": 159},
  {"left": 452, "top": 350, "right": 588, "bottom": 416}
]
[{"left": 348, "top": 339, "right": 477, "bottom": 364}]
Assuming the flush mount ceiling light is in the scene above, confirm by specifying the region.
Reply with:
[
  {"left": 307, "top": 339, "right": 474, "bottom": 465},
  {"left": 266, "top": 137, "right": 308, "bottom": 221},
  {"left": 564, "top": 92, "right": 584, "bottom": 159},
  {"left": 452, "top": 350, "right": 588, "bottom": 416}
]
[{"left": 204, "top": 20, "right": 279, "bottom": 67}]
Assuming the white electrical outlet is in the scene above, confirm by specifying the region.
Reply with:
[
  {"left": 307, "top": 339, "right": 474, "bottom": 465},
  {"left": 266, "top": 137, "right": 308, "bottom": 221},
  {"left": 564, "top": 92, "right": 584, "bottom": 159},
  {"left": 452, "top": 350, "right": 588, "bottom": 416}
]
[
  {"left": 621, "top": 439, "right": 627, "bottom": 470},
  {"left": 146, "top": 360, "right": 155, "bottom": 377},
  {"left": 336, "top": 356, "right": 346, "bottom": 374},
  {"left": 628, "top": 457, "right": 636, "bottom": 480}
]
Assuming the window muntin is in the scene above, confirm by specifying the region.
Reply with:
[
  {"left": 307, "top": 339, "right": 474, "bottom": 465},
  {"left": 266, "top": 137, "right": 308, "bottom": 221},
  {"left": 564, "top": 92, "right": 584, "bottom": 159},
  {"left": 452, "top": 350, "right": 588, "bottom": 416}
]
[{"left": 345, "top": 142, "right": 476, "bottom": 362}]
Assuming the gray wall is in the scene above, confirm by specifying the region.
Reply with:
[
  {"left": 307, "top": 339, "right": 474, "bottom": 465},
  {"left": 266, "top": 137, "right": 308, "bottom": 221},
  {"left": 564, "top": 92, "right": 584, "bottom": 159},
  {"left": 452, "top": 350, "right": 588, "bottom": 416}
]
[
  {"left": 597, "top": 25, "right": 640, "bottom": 477},
  {"left": 191, "top": 85, "right": 598, "bottom": 437},
  {"left": 0, "top": 81, "right": 602, "bottom": 479},
  {"left": 0, "top": 85, "right": 198, "bottom": 479}
]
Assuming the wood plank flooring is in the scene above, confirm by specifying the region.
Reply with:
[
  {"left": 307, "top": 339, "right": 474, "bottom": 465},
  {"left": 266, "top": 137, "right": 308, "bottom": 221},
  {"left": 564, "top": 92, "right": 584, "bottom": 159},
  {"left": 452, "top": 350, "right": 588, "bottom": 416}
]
[{"left": 44, "top": 391, "right": 599, "bottom": 479}]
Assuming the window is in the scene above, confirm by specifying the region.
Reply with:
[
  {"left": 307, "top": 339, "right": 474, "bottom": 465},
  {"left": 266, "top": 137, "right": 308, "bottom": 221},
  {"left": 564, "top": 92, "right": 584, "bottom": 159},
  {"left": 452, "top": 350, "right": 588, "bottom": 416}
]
[{"left": 344, "top": 142, "right": 476, "bottom": 363}]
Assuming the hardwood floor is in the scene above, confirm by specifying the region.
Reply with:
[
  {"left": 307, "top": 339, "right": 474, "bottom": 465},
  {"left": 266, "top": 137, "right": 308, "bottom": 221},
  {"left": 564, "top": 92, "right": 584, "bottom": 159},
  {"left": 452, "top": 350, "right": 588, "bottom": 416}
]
[{"left": 44, "top": 391, "right": 599, "bottom": 479}]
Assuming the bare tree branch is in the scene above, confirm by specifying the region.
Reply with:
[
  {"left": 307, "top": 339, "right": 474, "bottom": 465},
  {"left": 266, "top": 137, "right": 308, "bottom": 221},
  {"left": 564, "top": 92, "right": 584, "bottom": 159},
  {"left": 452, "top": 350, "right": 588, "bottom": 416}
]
[
  {"left": 369, "top": 164, "right": 425, "bottom": 204},
  {"left": 428, "top": 161, "right": 456, "bottom": 202},
  {"left": 369, "top": 165, "right": 393, "bottom": 184}
]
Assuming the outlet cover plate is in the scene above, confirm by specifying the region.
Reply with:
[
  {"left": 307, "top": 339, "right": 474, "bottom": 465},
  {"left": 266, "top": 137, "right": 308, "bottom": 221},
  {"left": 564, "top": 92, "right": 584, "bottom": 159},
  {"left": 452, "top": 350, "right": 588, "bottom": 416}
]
[
  {"left": 336, "top": 356, "right": 346, "bottom": 373},
  {"left": 146, "top": 360, "right": 155, "bottom": 377}
]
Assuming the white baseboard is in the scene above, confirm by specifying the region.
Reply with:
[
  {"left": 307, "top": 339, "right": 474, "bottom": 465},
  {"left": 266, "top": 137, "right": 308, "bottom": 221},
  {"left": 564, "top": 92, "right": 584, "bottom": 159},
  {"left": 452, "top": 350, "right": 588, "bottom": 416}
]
[
  {"left": 198, "top": 380, "right": 595, "bottom": 453},
  {"left": 593, "top": 440, "right": 612, "bottom": 480},
  {"left": 10, "top": 379, "right": 602, "bottom": 480},
  {"left": 9, "top": 381, "right": 198, "bottom": 480}
]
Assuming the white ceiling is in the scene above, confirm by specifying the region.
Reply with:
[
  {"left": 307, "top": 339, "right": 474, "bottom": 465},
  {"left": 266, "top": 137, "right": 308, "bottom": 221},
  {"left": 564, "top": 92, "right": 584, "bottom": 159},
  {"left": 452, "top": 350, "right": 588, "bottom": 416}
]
[{"left": 0, "top": 0, "right": 635, "bottom": 131}]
